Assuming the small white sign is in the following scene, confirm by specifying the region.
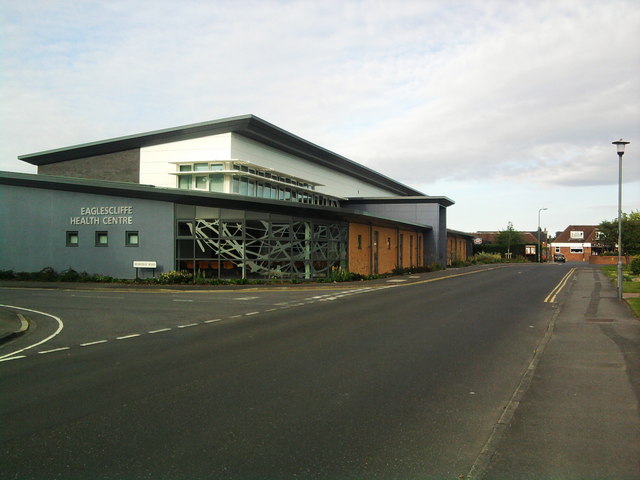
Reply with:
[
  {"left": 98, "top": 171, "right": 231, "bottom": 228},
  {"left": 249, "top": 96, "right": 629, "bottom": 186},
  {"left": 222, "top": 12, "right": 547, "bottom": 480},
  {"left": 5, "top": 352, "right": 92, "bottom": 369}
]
[{"left": 133, "top": 261, "right": 157, "bottom": 268}]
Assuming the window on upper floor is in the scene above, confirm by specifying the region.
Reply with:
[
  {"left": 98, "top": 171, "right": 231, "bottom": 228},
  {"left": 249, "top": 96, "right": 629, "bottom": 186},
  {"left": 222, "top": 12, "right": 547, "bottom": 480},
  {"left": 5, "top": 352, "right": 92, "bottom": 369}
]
[
  {"left": 174, "top": 160, "right": 340, "bottom": 207},
  {"left": 570, "top": 231, "right": 584, "bottom": 240}
]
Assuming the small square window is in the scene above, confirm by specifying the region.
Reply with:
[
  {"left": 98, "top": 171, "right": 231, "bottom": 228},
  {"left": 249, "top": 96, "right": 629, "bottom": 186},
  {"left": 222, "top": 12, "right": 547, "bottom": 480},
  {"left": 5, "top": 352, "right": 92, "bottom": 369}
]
[
  {"left": 95, "top": 231, "right": 108, "bottom": 247},
  {"left": 126, "top": 231, "right": 139, "bottom": 247},
  {"left": 66, "top": 231, "right": 79, "bottom": 247}
]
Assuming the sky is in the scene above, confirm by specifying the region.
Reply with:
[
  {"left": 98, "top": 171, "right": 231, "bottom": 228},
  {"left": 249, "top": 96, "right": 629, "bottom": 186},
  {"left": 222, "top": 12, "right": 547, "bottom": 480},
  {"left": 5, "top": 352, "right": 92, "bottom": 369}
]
[{"left": 1, "top": 0, "right": 639, "bottom": 236}]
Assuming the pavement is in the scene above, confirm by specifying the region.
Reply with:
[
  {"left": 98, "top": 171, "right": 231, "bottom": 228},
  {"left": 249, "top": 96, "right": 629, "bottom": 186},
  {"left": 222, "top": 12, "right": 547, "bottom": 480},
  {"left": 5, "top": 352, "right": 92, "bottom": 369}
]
[
  {"left": 482, "top": 266, "right": 640, "bottom": 479},
  {"left": 1, "top": 267, "right": 639, "bottom": 478},
  {"left": 0, "top": 307, "right": 29, "bottom": 341}
]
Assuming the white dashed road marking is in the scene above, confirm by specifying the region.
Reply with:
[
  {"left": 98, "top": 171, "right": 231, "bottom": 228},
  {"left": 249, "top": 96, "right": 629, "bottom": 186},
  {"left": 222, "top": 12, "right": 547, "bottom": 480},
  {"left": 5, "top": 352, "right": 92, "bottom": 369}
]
[{"left": 80, "top": 340, "right": 108, "bottom": 347}]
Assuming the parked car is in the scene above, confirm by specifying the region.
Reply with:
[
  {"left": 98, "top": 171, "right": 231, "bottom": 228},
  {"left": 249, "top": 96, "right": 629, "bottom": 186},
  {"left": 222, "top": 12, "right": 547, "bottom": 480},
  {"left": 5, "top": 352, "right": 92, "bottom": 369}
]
[{"left": 554, "top": 253, "right": 566, "bottom": 263}]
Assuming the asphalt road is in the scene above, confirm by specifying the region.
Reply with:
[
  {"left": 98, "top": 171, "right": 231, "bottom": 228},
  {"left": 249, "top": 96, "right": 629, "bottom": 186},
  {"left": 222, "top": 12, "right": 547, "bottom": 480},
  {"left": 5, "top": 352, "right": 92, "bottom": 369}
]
[{"left": 0, "top": 264, "right": 571, "bottom": 479}]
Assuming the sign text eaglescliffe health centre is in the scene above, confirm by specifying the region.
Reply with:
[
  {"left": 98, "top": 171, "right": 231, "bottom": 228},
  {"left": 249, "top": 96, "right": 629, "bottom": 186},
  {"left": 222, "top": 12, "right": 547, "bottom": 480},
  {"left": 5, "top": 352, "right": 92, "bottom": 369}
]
[{"left": 70, "top": 206, "right": 134, "bottom": 225}]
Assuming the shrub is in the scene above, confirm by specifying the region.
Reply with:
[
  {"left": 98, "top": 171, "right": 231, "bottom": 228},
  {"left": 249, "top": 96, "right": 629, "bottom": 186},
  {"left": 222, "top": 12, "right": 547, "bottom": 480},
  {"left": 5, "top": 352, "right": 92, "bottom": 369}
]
[
  {"left": 0, "top": 270, "right": 16, "bottom": 280},
  {"left": 60, "top": 268, "right": 82, "bottom": 282},
  {"left": 328, "top": 266, "right": 355, "bottom": 282},
  {"left": 630, "top": 256, "right": 640, "bottom": 276},
  {"left": 36, "top": 267, "right": 58, "bottom": 281},
  {"left": 471, "top": 252, "right": 502, "bottom": 264},
  {"left": 157, "top": 270, "right": 193, "bottom": 284},
  {"left": 450, "top": 259, "right": 469, "bottom": 268}
]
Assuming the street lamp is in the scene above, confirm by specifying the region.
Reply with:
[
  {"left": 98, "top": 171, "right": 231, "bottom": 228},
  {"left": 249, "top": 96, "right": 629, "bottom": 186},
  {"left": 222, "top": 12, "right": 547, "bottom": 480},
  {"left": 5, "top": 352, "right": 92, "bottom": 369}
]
[
  {"left": 538, "top": 207, "right": 547, "bottom": 263},
  {"left": 612, "top": 139, "right": 629, "bottom": 301}
]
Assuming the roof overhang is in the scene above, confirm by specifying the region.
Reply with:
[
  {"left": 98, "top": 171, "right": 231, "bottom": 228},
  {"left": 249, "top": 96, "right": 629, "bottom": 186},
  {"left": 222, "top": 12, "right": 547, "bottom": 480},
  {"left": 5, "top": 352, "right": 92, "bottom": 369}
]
[
  {"left": 343, "top": 195, "right": 455, "bottom": 208},
  {"left": 0, "top": 171, "right": 433, "bottom": 232}
]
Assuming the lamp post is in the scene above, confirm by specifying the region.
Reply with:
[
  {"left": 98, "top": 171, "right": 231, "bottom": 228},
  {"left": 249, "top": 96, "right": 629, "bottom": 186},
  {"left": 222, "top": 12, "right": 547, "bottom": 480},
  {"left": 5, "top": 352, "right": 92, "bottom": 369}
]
[
  {"left": 538, "top": 207, "right": 547, "bottom": 263},
  {"left": 612, "top": 139, "right": 629, "bottom": 301}
]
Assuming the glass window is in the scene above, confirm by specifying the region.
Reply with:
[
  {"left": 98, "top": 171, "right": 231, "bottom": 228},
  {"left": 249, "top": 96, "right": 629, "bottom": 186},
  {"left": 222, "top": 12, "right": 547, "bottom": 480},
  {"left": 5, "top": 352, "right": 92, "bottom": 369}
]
[
  {"left": 194, "top": 163, "right": 209, "bottom": 172},
  {"left": 210, "top": 163, "right": 224, "bottom": 171},
  {"left": 178, "top": 221, "right": 194, "bottom": 236},
  {"left": 95, "top": 231, "right": 108, "bottom": 247},
  {"left": 195, "top": 175, "right": 208, "bottom": 189},
  {"left": 179, "top": 164, "right": 192, "bottom": 172},
  {"left": 257, "top": 183, "right": 263, "bottom": 198},
  {"left": 209, "top": 174, "right": 224, "bottom": 192},
  {"left": 232, "top": 176, "right": 240, "bottom": 193},
  {"left": 240, "top": 177, "right": 249, "bottom": 195},
  {"left": 248, "top": 180, "right": 256, "bottom": 197},
  {"left": 126, "top": 231, "right": 139, "bottom": 246},
  {"left": 66, "top": 231, "right": 79, "bottom": 247},
  {"left": 178, "top": 176, "right": 192, "bottom": 190}
]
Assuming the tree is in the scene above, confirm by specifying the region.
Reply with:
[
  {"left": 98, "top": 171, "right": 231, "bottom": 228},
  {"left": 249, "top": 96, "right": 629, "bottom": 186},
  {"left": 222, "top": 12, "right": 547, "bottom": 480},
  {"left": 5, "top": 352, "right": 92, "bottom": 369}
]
[
  {"left": 598, "top": 211, "right": 640, "bottom": 255},
  {"left": 496, "top": 222, "right": 523, "bottom": 255}
]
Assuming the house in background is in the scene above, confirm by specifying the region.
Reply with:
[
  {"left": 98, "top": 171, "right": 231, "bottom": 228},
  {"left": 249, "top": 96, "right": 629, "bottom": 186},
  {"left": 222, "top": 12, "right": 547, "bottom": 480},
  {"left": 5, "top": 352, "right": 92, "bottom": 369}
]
[
  {"left": 472, "top": 230, "right": 548, "bottom": 261},
  {"left": 550, "top": 225, "right": 610, "bottom": 263}
]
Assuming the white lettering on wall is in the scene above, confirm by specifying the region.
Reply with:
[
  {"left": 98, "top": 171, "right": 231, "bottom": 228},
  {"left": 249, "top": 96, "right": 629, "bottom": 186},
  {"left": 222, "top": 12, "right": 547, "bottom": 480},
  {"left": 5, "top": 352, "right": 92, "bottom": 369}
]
[{"left": 70, "top": 206, "right": 134, "bottom": 225}]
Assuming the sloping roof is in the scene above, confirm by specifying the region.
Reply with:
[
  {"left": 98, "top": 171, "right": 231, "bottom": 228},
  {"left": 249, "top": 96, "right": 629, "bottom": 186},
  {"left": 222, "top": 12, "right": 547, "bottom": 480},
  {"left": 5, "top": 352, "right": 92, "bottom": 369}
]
[
  {"left": 343, "top": 196, "right": 454, "bottom": 207},
  {"left": 18, "top": 114, "right": 424, "bottom": 197},
  {"left": 473, "top": 231, "right": 546, "bottom": 244},
  {"left": 554, "top": 225, "right": 599, "bottom": 243}
]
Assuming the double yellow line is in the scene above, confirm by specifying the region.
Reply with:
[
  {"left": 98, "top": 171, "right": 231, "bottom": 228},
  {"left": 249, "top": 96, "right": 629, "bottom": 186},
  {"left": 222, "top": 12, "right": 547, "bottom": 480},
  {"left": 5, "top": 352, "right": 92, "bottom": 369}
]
[{"left": 544, "top": 267, "right": 576, "bottom": 303}]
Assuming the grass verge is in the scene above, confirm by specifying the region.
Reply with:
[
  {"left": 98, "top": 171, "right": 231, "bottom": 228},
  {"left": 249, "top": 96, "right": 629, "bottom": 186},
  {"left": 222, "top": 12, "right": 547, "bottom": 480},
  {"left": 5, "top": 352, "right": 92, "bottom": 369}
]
[{"left": 600, "top": 264, "right": 640, "bottom": 317}]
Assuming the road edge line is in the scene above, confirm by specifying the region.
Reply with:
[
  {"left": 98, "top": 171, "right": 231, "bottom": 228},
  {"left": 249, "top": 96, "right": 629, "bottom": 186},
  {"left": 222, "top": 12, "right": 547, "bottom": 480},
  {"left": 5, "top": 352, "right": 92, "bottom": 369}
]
[{"left": 0, "top": 305, "right": 64, "bottom": 360}]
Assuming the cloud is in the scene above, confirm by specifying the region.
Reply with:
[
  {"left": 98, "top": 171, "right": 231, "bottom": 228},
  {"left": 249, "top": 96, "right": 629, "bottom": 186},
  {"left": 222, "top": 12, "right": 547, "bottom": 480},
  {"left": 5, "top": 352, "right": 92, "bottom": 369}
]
[
  {"left": 323, "top": 0, "right": 640, "bottom": 188},
  {"left": 1, "top": 0, "right": 638, "bottom": 233}
]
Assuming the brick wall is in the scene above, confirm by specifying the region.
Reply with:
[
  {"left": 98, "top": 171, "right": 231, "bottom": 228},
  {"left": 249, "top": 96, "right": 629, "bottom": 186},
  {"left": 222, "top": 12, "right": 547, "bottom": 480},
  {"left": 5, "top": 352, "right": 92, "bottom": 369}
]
[
  {"left": 38, "top": 149, "right": 141, "bottom": 183},
  {"left": 348, "top": 223, "right": 423, "bottom": 275}
]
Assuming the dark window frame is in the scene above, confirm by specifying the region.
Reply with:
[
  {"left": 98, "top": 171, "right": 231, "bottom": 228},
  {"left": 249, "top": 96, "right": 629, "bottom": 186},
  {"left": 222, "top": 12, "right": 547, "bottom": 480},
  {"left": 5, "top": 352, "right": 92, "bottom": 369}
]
[
  {"left": 66, "top": 231, "right": 79, "bottom": 247},
  {"left": 95, "top": 231, "right": 109, "bottom": 247},
  {"left": 125, "top": 231, "right": 139, "bottom": 247}
]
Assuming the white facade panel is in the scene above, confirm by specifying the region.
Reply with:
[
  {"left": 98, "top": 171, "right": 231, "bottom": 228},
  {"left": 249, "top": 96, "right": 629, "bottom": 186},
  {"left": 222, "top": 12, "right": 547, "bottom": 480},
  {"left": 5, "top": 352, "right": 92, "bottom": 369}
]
[
  {"left": 139, "top": 134, "right": 232, "bottom": 188},
  {"left": 230, "top": 134, "right": 394, "bottom": 198}
]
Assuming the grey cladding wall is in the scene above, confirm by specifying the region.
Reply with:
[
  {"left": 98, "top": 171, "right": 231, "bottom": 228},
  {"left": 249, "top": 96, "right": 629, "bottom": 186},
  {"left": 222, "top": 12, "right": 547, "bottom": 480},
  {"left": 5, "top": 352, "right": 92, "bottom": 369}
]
[{"left": 0, "top": 184, "right": 174, "bottom": 278}]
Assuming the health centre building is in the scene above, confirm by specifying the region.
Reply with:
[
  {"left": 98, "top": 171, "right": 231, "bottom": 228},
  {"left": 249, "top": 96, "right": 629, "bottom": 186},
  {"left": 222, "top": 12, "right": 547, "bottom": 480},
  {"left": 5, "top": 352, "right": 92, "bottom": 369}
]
[{"left": 0, "top": 115, "right": 454, "bottom": 280}]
